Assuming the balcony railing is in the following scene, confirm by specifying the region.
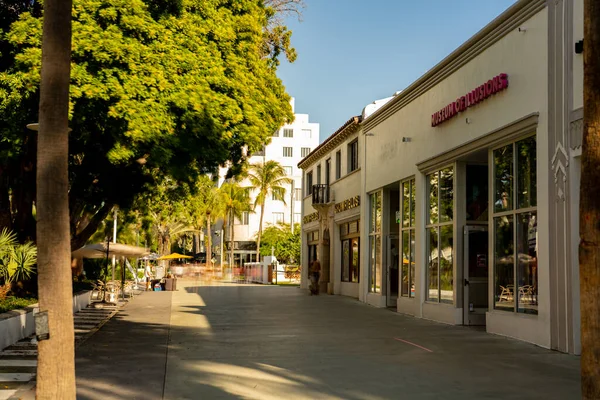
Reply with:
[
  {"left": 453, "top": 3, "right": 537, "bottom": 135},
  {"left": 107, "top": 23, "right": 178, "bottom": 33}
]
[{"left": 312, "top": 184, "right": 330, "bottom": 205}]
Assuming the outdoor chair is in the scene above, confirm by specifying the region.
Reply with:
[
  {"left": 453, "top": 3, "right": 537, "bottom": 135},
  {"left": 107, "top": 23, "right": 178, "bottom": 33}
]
[{"left": 499, "top": 285, "right": 514, "bottom": 302}]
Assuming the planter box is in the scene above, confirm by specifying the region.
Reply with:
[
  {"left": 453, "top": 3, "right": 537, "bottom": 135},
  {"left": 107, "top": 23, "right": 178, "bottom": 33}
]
[{"left": 0, "top": 290, "right": 91, "bottom": 351}]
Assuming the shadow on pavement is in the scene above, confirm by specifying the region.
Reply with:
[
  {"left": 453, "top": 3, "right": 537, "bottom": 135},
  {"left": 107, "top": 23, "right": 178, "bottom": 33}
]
[{"left": 75, "top": 282, "right": 580, "bottom": 400}]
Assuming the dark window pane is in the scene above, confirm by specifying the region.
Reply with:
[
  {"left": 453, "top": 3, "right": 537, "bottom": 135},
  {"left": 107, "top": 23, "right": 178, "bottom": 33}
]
[
  {"left": 402, "top": 182, "right": 410, "bottom": 228},
  {"left": 517, "top": 136, "right": 537, "bottom": 209},
  {"left": 466, "top": 165, "right": 489, "bottom": 221},
  {"left": 351, "top": 238, "right": 360, "bottom": 283},
  {"left": 494, "top": 216, "right": 514, "bottom": 311},
  {"left": 517, "top": 212, "right": 538, "bottom": 314},
  {"left": 410, "top": 179, "right": 416, "bottom": 227},
  {"left": 410, "top": 230, "right": 415, "bottom": 298},
  {"left": 494, "top": 145, "right": 513, "bottom": 212},
  {"left": 370, "top": 194, "right": 376, "bottom": 233},
  {"left": 375, "top": 235, "right": 381, "bottom": 293},
  {"left": 375, "top": 192, "right": 382, "bottom": 233},
  {"left": 440, "top": 167, "right": 454, "bottom": 222},
  {"left": 401, "top": 231, "right": 410, "bottom": 296},
  {"left": 342, "top": 240, "right": 350, "bottom": 282},
  {"left": 440, "top": 225, "right": 454, "bottom": 304},
  {"left": 427, "top": 227, "right": 439, "bottom": 302},
  {"left": 428, "top": 173, "right": 439, "bottom": 224}
]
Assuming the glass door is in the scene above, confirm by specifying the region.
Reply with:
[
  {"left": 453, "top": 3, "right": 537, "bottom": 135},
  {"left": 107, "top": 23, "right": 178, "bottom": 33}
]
[
  {"left": 386, "top": 235, "right": 400, "bottom": 307},
  {"left": 463, "top": 225, "right": 489, "bottom": 325}
]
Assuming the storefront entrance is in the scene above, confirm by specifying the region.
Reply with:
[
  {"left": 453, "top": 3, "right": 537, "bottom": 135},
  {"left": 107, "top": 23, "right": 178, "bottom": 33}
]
[
  {"left": 463, "top": 226, "right": 489, "bottom": 325},
  {"left": 463, "top": 162, "right": 489, "bottom": 325},
  {"left": 386, "top": 235, "right": 399, "bottom": 307}
]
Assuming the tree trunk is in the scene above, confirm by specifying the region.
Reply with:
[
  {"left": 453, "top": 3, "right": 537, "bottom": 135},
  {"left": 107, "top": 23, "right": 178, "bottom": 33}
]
[
  {"left": 256, "top": 202, "right": 265, "bottom": 262},
  {"left": 206, "top": 215, "right": 212, "bottom": 264},
  {"left": 229, "top": 211, "right": 234, "bottom": 268},
  {"left": 0, "top": 172, "right": 12, "bottom": 230},
  {"left": 35, "top": 0, "right": 75, "bottom": 398},
  {"left": 580, "top": 2, "right": 600, "bottom": 398}
]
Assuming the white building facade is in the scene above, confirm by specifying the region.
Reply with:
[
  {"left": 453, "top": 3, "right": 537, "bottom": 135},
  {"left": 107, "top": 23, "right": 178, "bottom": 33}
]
[
  {"left": 228, "top": 98, "right": 320, "bottom": 265},
  {"left": 299, "top": 0, "right": 584, "bottom": 354}
]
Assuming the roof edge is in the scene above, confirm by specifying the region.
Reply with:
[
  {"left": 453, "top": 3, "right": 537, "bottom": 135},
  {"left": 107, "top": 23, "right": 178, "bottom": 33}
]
[
  {"left": 362, "top": 0, "right": 546, "bottom": 131},
  {"left": 298, "top": 116, "right": 362, "bottom": 169}
]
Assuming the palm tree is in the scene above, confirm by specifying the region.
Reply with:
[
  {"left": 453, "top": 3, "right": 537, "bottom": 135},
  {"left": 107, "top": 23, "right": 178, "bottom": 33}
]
[
  {"left": 35, "top": 0, "right": 75, "bottom": 396},
  {"left": 219, "top": 182, "right": 251, "bottom": 268},
  {"left": 247, "top": 161, "right": 292, "bottom": 262},
  {"left": 151, "top": 214, "right": 196, "bottom": 255},
  {"left": 189, "top": 176, "right": 224, "bottom": 264}
]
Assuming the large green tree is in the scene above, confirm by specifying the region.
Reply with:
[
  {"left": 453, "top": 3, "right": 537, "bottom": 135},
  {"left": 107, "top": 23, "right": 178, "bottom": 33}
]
[
  {"left": 0, "top": 0, "right": 294, "bottom": 247},
  {"left": 247, "top": 160, "right": 291, "bottom": 262},
  {"left": 258, "top": 222, "right": 299, "bottom": 265}
]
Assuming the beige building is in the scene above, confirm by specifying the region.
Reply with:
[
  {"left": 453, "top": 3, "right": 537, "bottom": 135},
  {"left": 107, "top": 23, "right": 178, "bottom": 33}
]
[{"left": 299, "top": 0, "right": 584, "bottom": 354}]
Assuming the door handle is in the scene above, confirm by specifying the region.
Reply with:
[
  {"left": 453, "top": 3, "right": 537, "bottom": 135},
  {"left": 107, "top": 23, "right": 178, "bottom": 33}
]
[{"left": 464, "top": 278, "right": 469, "bottom": 286}]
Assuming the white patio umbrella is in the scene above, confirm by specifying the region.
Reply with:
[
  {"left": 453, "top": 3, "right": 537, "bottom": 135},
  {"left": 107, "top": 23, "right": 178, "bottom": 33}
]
[{"left": 72, "top": 242, "right": 150, "bottom": 259}]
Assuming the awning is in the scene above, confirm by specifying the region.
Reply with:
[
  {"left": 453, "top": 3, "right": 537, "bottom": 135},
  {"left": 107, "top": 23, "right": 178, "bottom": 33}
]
[{"left": 72, "top": 242, "right": 150, "bottom": 259}]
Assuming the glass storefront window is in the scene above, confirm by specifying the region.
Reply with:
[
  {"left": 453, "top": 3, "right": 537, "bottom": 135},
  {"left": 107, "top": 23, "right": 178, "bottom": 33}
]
[
  {"left": 369, "top": 192, "right": 382, "bottom": 293},
  {"left": 351, "top": 238, "right": 360, "bottom": 283},
  {"left": 426, "top": 168, "right": 454, "bottom": 303},
  {"left": 401, "top": 178, "right": 416, "bottom": 297},
  {"left": 342, "top": 240, "right": 350, "bottom": 282},
  {"left": 517, "top": 212, "right": 537, "bottom": 314},
  {"left": 427, "top": 227, "right": 439, "bottom": 302},
  {"left": 440, "top": 167, "right": 454, "bottom": 223},
  {"left": 517, "top": 137, "right": 537, "bottom": 209},
  {"left": 439, "top": 225, "right": 453, "bottom": 304},
  {"left": 402, "top": 230, "right": 409, "bottom": 296},
  {"left": 494, "top": 144, "right": 513, "bottom": 212},
  {"left": 428, "top": 173, "right": 439, "bottom": 224},
  {"left": 493, "top": 135, "right": 537, "bottom": 315},
  {"left": 494, "top": 216, "right": 514, "bottom": 311},
  {"left": 341, "top": 236, "right": 360, "bottom": 284}
]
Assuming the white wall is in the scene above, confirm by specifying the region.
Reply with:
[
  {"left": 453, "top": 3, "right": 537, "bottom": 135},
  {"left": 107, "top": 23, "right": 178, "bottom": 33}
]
[
  {"left": 226, "top": 108, "right": 319, "bottom": 253},
  {"left": 362, "top": 9, "right": 551, "bottom": 346},
  {"left": 572, "top": 0, "right": 583, "bottom": 111}
]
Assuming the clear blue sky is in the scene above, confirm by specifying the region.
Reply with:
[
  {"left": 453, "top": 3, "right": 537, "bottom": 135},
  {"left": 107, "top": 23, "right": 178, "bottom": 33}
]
[{"left": 277, "top": 0, "right": 518, "bottom": 142}]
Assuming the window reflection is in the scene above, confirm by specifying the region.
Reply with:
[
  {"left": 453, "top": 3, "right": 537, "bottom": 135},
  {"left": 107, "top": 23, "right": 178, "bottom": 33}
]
[
  {"left": 351, "top": 238, "right": 360, "bottom": 283},
  {"left": 440, "top": 167, "right": 454, "bottom": 222},
  {"left": 517, "top": 137, "right": 537, "bottom": 209},
  {"left": 494, "top": 216, "right": 514, "bottom": 311},
  {"left": 440, "top": 225, "right": 453, "bottom": 304},
  {"left": 402, "top": 182, "right": 410, "bottom": 228},
  {"left": 427, "top": 227, "right": 439, "bottom": 302},
  {"left": 429, "top": 173, "right": 439, "bottom": 224},
  {"left": 517, "top": 212, "right": 537, "bottom": 314},
  {"left": 369, "top": 192, "right": 382, "bottom": 293},
  {"left": 402, "top": 230, "right": 409, "bottom": 296},
  {"left": 410, "top": 230, "right": 415, "bottom": 298},
  {"left": 342, "top": 240, "right": 350, "bottom": 282},
  {"left": 494, "top": 145, "right": 513, "bottom": 212}
]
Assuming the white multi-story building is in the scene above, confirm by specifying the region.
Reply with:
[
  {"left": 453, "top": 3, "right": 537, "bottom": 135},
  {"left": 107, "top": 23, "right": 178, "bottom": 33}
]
[{"left": 221, "top": 98, "right": 320, "bottom": 265}]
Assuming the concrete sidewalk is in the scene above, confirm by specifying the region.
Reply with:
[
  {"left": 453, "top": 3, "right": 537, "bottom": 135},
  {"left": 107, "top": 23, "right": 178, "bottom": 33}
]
[
  {"left": 163, "top": 280, "right": 580, "bottom": 399},
  {"left": 67, "top": 279, "right": 578, "bottom": 399},
  {"left": 76, "top": 291, "right": 173, "bottom": 400}
]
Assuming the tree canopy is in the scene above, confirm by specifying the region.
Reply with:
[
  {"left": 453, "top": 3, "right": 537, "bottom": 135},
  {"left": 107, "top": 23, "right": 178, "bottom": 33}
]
[
  {"left": 0, "top": 0, "right": 295, "bottom": 247},
  {"left": 258, "top": 222, "right": 299, "bottom": 265}
]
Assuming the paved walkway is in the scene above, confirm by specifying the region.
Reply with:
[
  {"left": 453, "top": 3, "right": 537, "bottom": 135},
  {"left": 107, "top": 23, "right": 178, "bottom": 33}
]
[{"left": 75, "top": 279, "right": 580, "bottom": 399}]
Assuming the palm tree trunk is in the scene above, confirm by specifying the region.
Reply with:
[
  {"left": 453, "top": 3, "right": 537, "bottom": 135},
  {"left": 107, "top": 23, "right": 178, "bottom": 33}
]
[
  {"left": 206, "top": 215, "right": 212, "bottom": 265},
  {"left": 256, "top": 202, "right": 265, "bottom": 262},
  {"left": 580, "top": 2, "right": 600, "bottom": 397},
  {"left": 35, "top": 0, "right": 75, "bottom": 398}
]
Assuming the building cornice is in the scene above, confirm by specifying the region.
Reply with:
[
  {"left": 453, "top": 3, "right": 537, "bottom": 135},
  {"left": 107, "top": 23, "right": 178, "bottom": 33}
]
[
  {"left": 298, "top": 116, "right": 362, "bottom": 170},
  {"left": 362, "top": 0, "right": 546, "bottom": 133}
]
